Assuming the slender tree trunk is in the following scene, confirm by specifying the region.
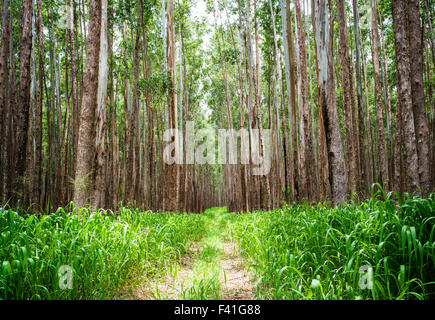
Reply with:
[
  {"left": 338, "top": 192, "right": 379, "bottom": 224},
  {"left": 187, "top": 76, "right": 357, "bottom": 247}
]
[
  {"left": 92, "top": 0, "right": 108, "bottom": 208},
  {"left": 361, "top": 33, "right": 375, "bottom": 189},
  {"left": 69, "top": 0, "right": 79, "bottom": 188},
  {"left": 407, "top": 0, "right": 432, "bottom": 194},
  {"left": 370, "top": 0, "right": 389, "bottom": 191},
  {"left": 142, "top": 23, "right": 155, "bottom": 210},
  {"left": 24, "top": 9, "right": 37, "bottom": 207},
  {"left": 295, "top": 0, "right": 317, "bottom": 201},
  {"left": 5, "top": 9, "right": 16, "bottom": 203},
  {"left": 33, "top": 0, "right": 44, "bottom": 207},
  {"left": 12, "top": 0, "right": 33, "bottom": 205},
  {"left": 391, "top": 0, "right": 420, "bottom": 193},
  {"left": 0, "top": 0, "right": 10, "bottom": 202},
  {"left": 73, "top": 0, "right": 102, "bottom": 207},
  {"left": 254, "top": 0, "right": 270, "bottom": 209},
  {"left": 268, "top": 0, "right": 288, "bottom": 205},
  {"left": 352, "top": 0, "right": 368, "bottom": 196},
  {"left": 376, "top": 0, "right": 393, "bottom": 192},
  {"left": 62, "top": 28, "right": 71, "bottom": 205},
  {"left": 236, "top": 0, "right": 249, "bottom": 211},
  {"left": 163, "top": 0, "right": 179, "bottom": 212},
  {"left": 314, "top": 0, "right": 346, "bottom": 205},
  {"left": 336, "top": 0, "right": 358, "bottom": 196},
  {"left": 131, "top": 0, "right": 142, "bottom": 203},
  {"left": 282, "top": 0, "right": 297, "bottom": 202},
  {"left": 310, "top": 0, "right": 329, "bottom": 201}
]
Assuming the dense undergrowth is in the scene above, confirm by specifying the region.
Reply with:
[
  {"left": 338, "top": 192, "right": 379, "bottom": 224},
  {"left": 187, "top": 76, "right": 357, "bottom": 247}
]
[
  {"left": 228, "top": 190, "right": 435, "bottom": 300},
  {"left": 1, "top": 189, "right": 434, "bottom": 300},
  {"left": 0, "top": 205, "right": 206, "bottom": 299}
]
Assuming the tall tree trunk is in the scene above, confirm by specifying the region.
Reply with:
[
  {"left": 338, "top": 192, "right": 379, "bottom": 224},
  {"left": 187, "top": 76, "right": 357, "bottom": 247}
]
[
  {"left": 295, "top": 0, "right": 317, "bottom": 201},
  {"left": 131, "top": 0, "right": 142, "bottom": 203},
  {"left": 0, "top": 0, "right": 10, "bottom": 202},
  {"left": 391, "top": 0, "right": 420, "bottom": 193},
  {"left": 163, "top": 0, "right": 179, "bottom": 212},
  {"left": 69, "top": 0, "right": 79, "bottom": 189},
  {"left": 73, "top": 0, "right": 102, "bottom": 207},
  {"left": 407, "top": 0, "right": 432, "bottom": 194},
  {"left": 12, "top": 0, "right": 33, "bottom": 205},
  {"left": 361, "top": 32, "right": 375, "bottom": 189},
  {"left": 33, "top": 0, "right": 44, "bottom": 207},
  {"left": 336, "top": 0, "right": 358, "bottom": 196},
  {"left": 5, "top": 8, "right": 16, "bottom": 203},
  {"left": 142, "top": 22, "right": 154, "bottom": 210},
  {"left": 376, "top": 0, "right": 393, "bottom": 192},
  {"left": 62, "top": 28, "right": 71, "bottom": 205},
  {"left": 268, "top": 0, "right": 288, "bottom": 205},
  {"left": 282, "top": 0, "right": 297, "bottom": 202},
  {"left": 352, "top": 0, "right": 368, "bottom": 196},
  {"left": 311, "top": 0, "right": 329, "bottom": 201},
  {"left": 314, "top": 0, "right": 346, "bottom": 205},
  {"left": 92, "top": 0, "right": 108, "bottom": 208},
  {"left": 254, "top": 0, "right": 270, "bottom": 209},
  {"left": 24, "top": 10, "right": 36, "bottom": 207},
  {"left": 370, "top": 0, "right": 389, "bottom": 191},
  {"left": 236, "top": 0, "right": 249, "bottom": 211}
]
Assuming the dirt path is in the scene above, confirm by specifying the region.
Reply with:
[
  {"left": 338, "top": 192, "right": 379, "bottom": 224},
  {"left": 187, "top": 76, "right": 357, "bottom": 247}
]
[
  {"left": 130, "top": 208, "right": 256, "bottom": 300},
  {"left": 220, "top": 241, "right": 256, "bottom": 300},
  {"left": 129, "top": 245, "right": 199, "bottom": 299}
]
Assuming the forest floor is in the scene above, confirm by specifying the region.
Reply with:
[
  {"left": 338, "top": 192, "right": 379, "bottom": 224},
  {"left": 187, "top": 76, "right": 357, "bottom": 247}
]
[
  {"left": 2, "top": 194, "right": 433, "bottom": 300},
  {"left": 130, "top": 207, "right": 256, "bottom": 300}
]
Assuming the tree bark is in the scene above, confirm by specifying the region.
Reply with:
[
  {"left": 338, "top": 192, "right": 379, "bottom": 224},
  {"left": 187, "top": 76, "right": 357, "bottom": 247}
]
[
  {"left": 73, "top": 0, "right": 102, "bottom": 207},
  {"left": 407, "top": 0, "right": 432, "bottom": 194},
  {"left": 295, "top": 0, "right": 317, "bottom": 201},
  {"left": 0, "top": 0, "right": 10, "bottom": 202},
  {"left": 92, "top": 0, "right": 108, "bottom": 208},
  {"left": 370, "top": 0, "right": 389, "bottom": 191},
  {"left": 391, "top": 0, "right": 420, "bottom": 193},
  {"left": 336, "top": 0, "right": 359, "bottom": 196},
  {"left": 352, "top": 0, "right": 368, "bottom": 196},
  {"left": 314, "top": 0, "right": 347, "bottom": 205},
  {"left": 33, "top": 0, "right": 44, "bottom": 208},
  {"left": 12, "top": 0, "right": 33, "bottom": 205},
  {"left": 163, "top": 0, "right": 179, "bottom": 212}
]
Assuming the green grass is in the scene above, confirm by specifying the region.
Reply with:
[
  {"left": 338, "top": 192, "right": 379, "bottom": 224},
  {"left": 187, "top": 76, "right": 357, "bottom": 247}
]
[
  {"left": 0, "top": 205, "right": 206, "bottom": 299},
  {"left": 228, "top": 190, "right": 435, "bottom": 300},
  {"left": 180, "top": 207, "right": 225, "bottom": 300},
  {"left": 1, "top": 191, "right": 434, "bottom": 300}
]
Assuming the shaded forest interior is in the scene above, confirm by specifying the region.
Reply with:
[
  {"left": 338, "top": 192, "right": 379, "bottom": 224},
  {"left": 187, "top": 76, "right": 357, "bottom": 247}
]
[{"left": 0, "top": 0, "right": 433, "bottom": 213}]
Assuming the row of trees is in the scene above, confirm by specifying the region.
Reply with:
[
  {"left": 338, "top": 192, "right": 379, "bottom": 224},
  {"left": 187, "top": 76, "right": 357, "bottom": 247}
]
[{"left": 0, "top": 0, "right": 433, "bottom": 213}]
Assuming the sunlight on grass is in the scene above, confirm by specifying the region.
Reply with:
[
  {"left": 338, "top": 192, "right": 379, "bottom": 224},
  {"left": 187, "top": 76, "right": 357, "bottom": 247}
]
[
  {"left": 0, "top": 205, "right": 206, "bottom": 300},
  {"left": 228, "top": 191, "right": 435, "bottom": 300},
  {"left": 1, "top": 192, "right": 433, "bottom": 300}
]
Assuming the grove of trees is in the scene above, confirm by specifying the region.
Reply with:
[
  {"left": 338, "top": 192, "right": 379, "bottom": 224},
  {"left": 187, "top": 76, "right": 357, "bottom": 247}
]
[{"left": 0, "top": 0, "right": 433, "bottom": 213}]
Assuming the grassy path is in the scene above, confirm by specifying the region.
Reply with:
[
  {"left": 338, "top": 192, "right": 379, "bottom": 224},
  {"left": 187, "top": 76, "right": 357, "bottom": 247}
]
[{"left": 136, "top": 207, "right": 256, "bottom": 300}]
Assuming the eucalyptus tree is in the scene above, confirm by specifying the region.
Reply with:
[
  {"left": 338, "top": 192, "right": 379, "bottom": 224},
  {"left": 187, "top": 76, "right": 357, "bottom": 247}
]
[{"left": 73, "top": 0, "right": 102, "bottom": 207}]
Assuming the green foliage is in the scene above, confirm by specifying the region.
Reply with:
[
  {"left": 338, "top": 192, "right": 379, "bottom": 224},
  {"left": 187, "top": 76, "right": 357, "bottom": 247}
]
[
  {"left": 140, "top": 69, "right": 172, "bottom": 97},
  {"left": 0, "top": 205, "right": 206, "bottom": 299},
  {"left": 229, "top": 192, "right": 435, "bottom": 300}
]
